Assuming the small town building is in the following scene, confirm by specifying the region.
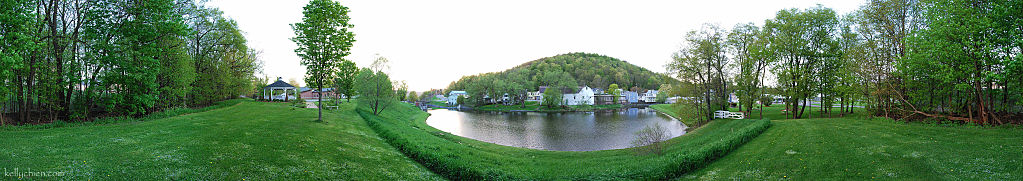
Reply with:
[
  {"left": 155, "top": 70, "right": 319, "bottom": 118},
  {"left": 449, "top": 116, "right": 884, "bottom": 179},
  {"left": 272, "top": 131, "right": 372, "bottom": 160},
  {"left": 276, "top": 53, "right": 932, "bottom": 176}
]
[
  {"left": 526, "top": 86, "right": 548, "bottom": 102},
  {"left": 641, "top": 90, "right": 659, "bottom": 103},
  {"left": 623, "top": 91, "right": 640, "bottom": 103},
  {"left": 594, "top": 94, "right": 623, "bottom": 105},
  {"left": 447, "top": 91, "right": 468, "bottom": 105},
  {"left": 561, "top": 86, "right": 595, "bottom": 106},
  {"left": 299, "top": 87, "right": 338, "bottom": 100}
]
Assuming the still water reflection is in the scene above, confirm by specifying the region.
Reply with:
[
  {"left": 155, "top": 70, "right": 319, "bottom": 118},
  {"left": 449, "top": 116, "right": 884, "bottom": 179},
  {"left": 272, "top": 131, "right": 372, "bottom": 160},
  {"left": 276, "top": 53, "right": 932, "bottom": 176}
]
[{"left": 425, "top": 108, "right": 687, "bottom": 151}]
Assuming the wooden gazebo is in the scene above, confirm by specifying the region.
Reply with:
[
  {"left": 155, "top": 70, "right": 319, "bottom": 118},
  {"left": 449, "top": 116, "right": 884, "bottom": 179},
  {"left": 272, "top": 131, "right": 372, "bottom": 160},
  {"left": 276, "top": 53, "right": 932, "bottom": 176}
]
[{"left": 263, "top": 77, "right": 296, "bottom": 101}]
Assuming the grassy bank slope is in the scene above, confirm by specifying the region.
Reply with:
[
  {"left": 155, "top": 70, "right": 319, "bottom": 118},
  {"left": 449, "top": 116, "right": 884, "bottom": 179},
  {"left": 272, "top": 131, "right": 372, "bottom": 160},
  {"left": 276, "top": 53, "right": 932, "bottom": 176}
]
[
  {"left": 0, "top": 100, "right": 441, "bottom": 180},
  {"left": 359, "top": 101, "right": 771, "bottom": 180},
  {"left": 680, "top": 118, "right": 1023, "bottom": 180}
]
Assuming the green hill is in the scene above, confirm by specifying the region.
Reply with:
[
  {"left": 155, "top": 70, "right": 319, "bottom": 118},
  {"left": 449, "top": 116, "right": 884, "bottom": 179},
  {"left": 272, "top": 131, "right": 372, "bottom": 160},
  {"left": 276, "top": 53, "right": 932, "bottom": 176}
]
[{"left": 445, "top": 52, "right": 675, "bottom": 95}]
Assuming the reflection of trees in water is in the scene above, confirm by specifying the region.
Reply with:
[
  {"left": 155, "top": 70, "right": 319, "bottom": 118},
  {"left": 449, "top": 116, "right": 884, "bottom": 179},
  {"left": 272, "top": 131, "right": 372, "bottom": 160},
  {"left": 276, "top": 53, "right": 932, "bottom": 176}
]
[{"left": 427, "top": 109, "right": 686, "bottom": 151}]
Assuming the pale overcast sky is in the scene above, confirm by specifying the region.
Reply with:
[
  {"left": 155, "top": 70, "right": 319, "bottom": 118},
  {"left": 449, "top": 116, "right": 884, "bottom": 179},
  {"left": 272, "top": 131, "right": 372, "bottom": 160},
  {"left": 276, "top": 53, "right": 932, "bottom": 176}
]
[{"left": 207, "top": 0, "right": 864, "bottom": 92}]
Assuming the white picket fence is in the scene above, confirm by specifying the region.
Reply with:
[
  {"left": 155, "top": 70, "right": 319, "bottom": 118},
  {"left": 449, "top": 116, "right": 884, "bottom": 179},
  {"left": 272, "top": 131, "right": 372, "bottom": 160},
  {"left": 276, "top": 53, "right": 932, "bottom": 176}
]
[{"left": 714, "top": 110, "right": 745, "bottom": 119}]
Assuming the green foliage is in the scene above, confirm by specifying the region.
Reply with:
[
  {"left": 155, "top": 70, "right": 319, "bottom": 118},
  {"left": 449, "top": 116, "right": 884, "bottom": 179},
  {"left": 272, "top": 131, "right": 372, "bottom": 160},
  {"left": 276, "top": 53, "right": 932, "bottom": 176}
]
[
  {"left": 656, "top": 84, "right": 671, "bottom": 103},
  {"left": 897, "top": 0, "right": 1022, "bottom": 124},
  {"left": 668, "top": 24, "right": 730, "bottom": 121},
  {"left": 728, "top": 23, "right": 775, "bottom": 114},
  {"left": 292, "top": 0, "right": 356, "bottom": 121},
  {"left": 456, "top": 95, "right": 466, "bottom": 106},
  {"left": 358, "top": 100, "right": 772, "bottom": 180},
  {"left": 394, "top": 80, "right": 408, "bottom": 101},
  {"left": 760, "top": 95, "right": 774, "bottom": 107},
  {"left": 608, "top": 83, "right": 622, "bottom": 103},
  {"left": 764, "top": 5, "right": 842, "bottom": 119},
  {"left": 407, "top": 91, "right": 419, "bottom": 102},
  {"left": 446, "top": 53, "right": 676, "bottom": 101},
  {"left": 0, "top": 0, "right": 36, "bottom": 124},
  {"left": 0, "top": 0, "right": 260, "bottom": 123},
  {"left": 333, "top": 60, "right": 358, "bottom": 102},
  {"left": 541, "top": 86, "right": 563, "bottom": 108}
]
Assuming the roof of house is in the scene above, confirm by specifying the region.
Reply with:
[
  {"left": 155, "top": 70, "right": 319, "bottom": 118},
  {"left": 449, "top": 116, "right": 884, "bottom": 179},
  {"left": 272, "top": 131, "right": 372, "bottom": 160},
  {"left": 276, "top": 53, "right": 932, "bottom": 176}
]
[
  {"left": 449, "top": 91, "right": 467, "bottom": 95},
  {"left": 264, "top": 78, "right": 295, "bottom": 89}
]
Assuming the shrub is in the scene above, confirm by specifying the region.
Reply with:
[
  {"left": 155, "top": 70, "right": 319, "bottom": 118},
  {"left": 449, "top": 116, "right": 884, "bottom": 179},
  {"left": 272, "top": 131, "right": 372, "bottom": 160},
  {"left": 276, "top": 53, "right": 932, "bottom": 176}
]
[{"left": 632, "top": 125, "right": 669, "bottom": 155}]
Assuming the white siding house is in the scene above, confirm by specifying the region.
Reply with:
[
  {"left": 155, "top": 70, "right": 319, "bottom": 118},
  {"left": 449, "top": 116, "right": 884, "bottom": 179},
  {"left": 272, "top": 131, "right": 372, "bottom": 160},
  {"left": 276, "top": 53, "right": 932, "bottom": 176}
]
[
  {"left": 561, "top": 86, "right": 595, "bottom": 105},
  {"left": 641, "top": 90, "right": 659, "bottom": 103},
  {"left": 447, "top": 91, "right": 468, "bottom": 105}
]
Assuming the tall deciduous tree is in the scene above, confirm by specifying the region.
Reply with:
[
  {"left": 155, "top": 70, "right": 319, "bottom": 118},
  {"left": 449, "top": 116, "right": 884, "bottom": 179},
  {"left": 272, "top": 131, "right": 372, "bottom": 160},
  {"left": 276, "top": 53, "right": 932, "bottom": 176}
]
[
  {"left": 408, "top": 91, "right": 419, "bottom": 102},
  {"left": 668, "top": 24, "right": 729, "bottom": 122},
  {"left": 728, "top": 23, "right": 774, "bottom": 118},
  {"left": 608, "top": 84, "right": 621, "bottom": 103},
  {"left": 356, "top": 68, "right": 394, "bottom": 115},
  {"left": 291, "top": 0, "right": 356, "bottom": 122},
  {"left": 394, "top": 80, "right": 408, "bottom": 102},
  {"left": 764, "top": 6, "right": 840, "bottom": 119}
]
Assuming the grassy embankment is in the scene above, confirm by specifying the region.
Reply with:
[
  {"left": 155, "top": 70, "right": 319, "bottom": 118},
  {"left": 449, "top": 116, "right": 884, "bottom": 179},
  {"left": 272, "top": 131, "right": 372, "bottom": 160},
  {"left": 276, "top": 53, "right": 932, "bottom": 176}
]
[
  {"left": 0, "top": 100, "right": 442, "bottom": 180},
  {"left": 646, "top": 104, "right": 1023, "bottom": 180},
  {"left": 358, "top": 101, "right": 771, "bottom": 180}
]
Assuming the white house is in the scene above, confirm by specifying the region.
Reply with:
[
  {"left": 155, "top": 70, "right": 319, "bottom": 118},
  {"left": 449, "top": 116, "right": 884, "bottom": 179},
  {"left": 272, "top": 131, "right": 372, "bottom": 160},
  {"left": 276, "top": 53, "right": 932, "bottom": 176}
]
[
  {"left": 447, "top": 91, "right": 468, "bottom": 105},
  {"left": 561, "top": 86, "right": 595, "bottom": 106},
  {"left": 526, "top": 86, "right": 548, "bottom": 102}
]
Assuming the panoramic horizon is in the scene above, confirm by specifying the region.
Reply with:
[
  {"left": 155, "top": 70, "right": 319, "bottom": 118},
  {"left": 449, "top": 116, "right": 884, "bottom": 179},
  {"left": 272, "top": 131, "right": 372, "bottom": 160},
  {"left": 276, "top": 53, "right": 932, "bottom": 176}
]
[
  {"left": 208, "top": 0, "right": 861, "bottom": 91},
  {"left": 3, "top": 0, "right": 1020, "bottom": 180}
]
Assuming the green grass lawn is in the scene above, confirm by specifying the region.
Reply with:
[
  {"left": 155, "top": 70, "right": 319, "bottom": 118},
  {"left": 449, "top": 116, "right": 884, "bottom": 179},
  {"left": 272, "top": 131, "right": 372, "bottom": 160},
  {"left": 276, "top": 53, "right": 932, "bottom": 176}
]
[
  {"left": 678, "top": 117, "right": 1023, "bottom": 180},
  {"left": 359, "top": 101, "right": 771, "bottom": 180},
  {"left": 651, "top": 103, "right": 868, "bottom": 125},
  {"left": 0, "top": 100, "right": 442, "bottom": 180}
]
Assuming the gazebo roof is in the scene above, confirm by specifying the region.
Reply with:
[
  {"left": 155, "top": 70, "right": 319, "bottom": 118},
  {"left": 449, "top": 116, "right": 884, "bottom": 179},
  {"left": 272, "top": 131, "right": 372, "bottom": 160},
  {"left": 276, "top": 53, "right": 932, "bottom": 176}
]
[{"left": 264, "top": 77, "right": 295, "bottom": 89}]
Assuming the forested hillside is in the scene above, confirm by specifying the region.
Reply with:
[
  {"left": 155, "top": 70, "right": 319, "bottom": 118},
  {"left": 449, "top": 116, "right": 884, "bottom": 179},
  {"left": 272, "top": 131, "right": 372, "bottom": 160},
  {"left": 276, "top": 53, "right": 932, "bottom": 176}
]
[
  {"left": 1, "top": 0, "right": 261, "bottom": 125},
  {"left": 445, "top": 53, "right": 674, "bottom": 105}
]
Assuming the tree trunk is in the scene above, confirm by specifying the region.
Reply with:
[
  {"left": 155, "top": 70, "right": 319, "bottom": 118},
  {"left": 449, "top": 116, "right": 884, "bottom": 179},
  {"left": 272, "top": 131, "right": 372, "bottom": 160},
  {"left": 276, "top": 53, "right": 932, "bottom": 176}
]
[{"left": 317, "top": 79, "right": 323, "bottom": 122}]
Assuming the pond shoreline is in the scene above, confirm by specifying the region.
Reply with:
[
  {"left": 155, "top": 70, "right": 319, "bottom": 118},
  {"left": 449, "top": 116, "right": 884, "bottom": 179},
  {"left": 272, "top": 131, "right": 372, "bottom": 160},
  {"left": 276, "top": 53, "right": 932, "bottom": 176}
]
[{"left": 468, "top": 103, "right": 661, "bottom": 113}]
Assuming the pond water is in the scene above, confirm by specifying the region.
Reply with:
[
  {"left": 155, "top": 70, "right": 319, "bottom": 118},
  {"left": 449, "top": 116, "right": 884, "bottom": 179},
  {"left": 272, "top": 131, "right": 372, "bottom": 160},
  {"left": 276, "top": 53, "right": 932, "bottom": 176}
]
[{"left": 425, "top": 108, "right": 687, "bottom": 151}]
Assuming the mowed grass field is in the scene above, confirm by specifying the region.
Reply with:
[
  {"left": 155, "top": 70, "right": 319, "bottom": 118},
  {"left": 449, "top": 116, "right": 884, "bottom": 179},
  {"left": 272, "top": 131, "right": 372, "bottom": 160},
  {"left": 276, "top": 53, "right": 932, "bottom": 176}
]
[
  {"left": 0, "top": 100, "right": 442, "bottom": 180},
  {"left": 675, "top": 115, "right": 1023, "bottom": 180}
]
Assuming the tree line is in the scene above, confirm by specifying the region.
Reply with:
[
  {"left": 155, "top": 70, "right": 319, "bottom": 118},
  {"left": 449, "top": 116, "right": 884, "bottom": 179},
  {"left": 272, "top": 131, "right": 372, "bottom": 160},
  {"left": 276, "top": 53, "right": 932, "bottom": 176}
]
[
  {"left": 668, "top": 0, "right": 1022, "bottom": 125},
  {"left": 1, "top": 0, "right": 261, "bottom": 125}
]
